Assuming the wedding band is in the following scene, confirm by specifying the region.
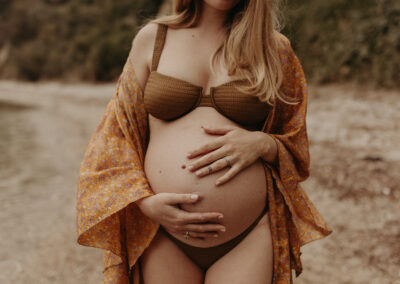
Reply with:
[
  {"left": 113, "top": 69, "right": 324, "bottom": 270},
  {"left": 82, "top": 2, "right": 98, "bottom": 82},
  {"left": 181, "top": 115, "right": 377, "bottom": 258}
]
[
  {"left": 183, "top": 231, "right": 190, "bottom": 239},
  {"left": 208, "top": 165, "right": 213, "bottom": 174},
  {"left": 224, "top": 157, "right": 231, "bottom": 167}
]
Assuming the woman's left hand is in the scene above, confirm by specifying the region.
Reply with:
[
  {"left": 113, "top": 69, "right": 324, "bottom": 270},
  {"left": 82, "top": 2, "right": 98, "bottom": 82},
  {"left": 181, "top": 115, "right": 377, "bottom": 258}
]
[{"left": 186, "top": 125, "right": 271, "bottom": 186}]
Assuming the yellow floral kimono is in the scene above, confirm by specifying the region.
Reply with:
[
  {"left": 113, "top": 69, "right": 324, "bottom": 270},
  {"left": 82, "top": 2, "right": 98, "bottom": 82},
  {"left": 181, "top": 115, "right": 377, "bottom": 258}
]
[{"left": 76, "top": 35, "right": 332, "bottom": 284}]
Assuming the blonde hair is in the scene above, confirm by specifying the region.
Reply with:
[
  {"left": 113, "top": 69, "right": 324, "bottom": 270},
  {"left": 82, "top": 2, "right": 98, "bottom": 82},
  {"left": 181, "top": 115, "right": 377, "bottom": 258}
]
[{"left": 147, "top": 0, "right": 296, "bottom": 106}]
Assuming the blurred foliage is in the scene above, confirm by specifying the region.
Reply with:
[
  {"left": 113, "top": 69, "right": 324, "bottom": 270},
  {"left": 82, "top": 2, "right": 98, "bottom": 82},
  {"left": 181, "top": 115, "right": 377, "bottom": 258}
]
[
  {"left": 282, "top": 0, "right": 400, "bottom": 88},
  {"left": 0, "top": 0, "right": 398, "bottom": 87},
  {"left": 0, "top": 0, "right": 161, "bottom": 81}
]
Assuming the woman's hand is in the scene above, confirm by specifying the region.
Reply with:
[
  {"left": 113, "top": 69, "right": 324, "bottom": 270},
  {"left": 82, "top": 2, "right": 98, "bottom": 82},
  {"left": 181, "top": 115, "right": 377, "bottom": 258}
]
[
  {"left": 136, "top": 193, "right": 226, "bottom": 240},
  {"left": 186, "top": 125, "right": 277, "bottom": 186}
]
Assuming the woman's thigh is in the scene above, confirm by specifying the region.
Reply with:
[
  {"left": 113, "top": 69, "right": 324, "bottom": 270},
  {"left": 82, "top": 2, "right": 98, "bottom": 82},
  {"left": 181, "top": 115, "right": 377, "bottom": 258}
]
[
  {"left": 204, "top": 212, "right": 273, "bottom": 284},
  {"left": 140, "top": 228, "right": 204, "bottom": 284}
]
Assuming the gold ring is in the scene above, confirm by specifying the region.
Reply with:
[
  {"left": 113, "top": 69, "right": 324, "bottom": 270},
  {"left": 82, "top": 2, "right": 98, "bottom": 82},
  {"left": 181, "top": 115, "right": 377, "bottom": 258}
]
[
  {"left": 183, "top": 231, "right": 190, "bottom": 239},
  {"left": 208, "top": 165, "right": 213, "bottom": 174},
  {"left": 224, "top": 157, "right": 231, "bottom": 167}
]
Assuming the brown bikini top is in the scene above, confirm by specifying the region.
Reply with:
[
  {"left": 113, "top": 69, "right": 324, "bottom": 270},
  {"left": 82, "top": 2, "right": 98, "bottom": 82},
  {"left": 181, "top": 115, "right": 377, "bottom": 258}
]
[{"left": 143, "top": 23, "right": 271, "bottom": 127}]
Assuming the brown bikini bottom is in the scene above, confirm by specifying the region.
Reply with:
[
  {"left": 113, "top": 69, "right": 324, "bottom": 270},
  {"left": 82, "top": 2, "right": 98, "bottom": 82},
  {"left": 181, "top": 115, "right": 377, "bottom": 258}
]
[{"left": 160, "top": 204, "right": 269, "bottom": 271}]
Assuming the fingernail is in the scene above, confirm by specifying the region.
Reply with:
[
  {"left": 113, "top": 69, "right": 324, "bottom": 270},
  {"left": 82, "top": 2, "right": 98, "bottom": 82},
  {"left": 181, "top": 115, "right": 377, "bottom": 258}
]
[
  {"left": 218, "top": 215, "right": 224, "bottom": 219},
  {"left": 215, "top": 180, "right": 221, "bottom": 185},
  {"left": 213, "top": 234, "right": 219, "bottom": 238},
  {"left": 220, "top": 228, "right": 226, "bottom": 232},
  {"left": 190, "top": 194, "right": 198, "bottom": 200},
  {"left": 188, "top": 165, "right": 193, "bottom": 170}
]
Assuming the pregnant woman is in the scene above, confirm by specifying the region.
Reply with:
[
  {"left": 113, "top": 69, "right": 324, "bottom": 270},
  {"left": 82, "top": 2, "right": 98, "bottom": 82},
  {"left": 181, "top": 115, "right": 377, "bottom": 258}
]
[{"left": 76, "top": 1, "right": 332, "bottom": 283}]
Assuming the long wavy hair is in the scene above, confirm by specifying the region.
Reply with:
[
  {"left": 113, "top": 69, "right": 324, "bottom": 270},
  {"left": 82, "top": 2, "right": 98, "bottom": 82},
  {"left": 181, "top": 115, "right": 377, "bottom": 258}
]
[{"left": 147, "top": 0, "right": 295, "bottom": 105}]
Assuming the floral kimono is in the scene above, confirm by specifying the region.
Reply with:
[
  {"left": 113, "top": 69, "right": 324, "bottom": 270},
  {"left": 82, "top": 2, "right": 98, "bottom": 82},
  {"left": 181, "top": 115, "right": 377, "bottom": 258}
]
[{"left": 76, "top": 35, "right": 332, "bottom": 284}]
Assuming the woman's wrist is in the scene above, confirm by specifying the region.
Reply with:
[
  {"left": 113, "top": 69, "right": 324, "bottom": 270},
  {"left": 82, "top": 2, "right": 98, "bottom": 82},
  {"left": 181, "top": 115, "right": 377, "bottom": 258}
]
[
  {"left": 135, "top": 195, "right": 154, "bottom": 214},
  {"left": 254, "top": 131, "right": 278, "bottom": 166}
]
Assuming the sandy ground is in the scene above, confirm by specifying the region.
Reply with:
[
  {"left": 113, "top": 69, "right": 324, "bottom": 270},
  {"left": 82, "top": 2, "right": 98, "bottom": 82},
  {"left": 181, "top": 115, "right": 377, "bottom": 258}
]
[{"left": 0, "top": 80, "right": 399, "bottom": 284}]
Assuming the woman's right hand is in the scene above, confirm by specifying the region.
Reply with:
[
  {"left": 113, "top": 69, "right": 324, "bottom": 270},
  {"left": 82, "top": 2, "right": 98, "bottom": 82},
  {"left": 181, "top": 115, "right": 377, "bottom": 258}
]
[{"left": 136, "top": 193, "right": 226, "bottom": 240}]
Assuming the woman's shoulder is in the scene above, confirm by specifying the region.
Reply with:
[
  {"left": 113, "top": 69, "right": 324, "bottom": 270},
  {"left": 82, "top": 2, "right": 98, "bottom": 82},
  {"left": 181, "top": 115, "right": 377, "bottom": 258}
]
[
  {"left": 275, "top": 31, "right": 291, "bottom": 47},
  {"left": 273, "top": 31, "right": 300, "bottom": 69},
  {"left": 273, "top": 32, "right": 307, "bottom": 101},
  {"left": 128, "top": 22, "right": 160, "bottom": 90},
  {"left": 274, "top": 31, "right": 293, "bottom": 55},
  {"left": 131, "top": 22, "right": 159, "bottom": 55}
]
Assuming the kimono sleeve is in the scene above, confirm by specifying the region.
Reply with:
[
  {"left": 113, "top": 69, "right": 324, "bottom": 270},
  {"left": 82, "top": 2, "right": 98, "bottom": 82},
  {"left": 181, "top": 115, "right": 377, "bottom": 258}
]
[
  {"left": 76, "top": 43, "right": 155, "bottom": 266},
  {"left": 269, "top": 38, "right": 310, "bottom": 187},
  {"left": 261, "top": 37, "right": 332, "bottom": 280},
  {"left": 267, "top": 37, "right": 332, "bottom": 245}
]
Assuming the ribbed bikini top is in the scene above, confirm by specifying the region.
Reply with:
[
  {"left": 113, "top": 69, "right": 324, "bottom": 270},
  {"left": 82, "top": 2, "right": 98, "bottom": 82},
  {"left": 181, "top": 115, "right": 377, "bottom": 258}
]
[{"left": 143, "top": 23, "right": 271, "bottom": 127}]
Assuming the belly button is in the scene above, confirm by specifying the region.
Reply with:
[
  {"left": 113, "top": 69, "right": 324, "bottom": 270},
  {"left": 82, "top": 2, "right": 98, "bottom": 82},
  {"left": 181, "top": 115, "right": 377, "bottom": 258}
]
[
  {"left": 158, "top": 170, "right": 162, "bottom": 174},
  {"left": 181, "top": 164, "right": 186, "bottom": 169}
]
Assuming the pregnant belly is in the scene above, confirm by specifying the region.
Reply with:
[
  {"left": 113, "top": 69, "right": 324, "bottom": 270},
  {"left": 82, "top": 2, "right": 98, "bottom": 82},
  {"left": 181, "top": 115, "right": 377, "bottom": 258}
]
[{"left": 143, "top": 108, "right": 267, "bottom": 248}]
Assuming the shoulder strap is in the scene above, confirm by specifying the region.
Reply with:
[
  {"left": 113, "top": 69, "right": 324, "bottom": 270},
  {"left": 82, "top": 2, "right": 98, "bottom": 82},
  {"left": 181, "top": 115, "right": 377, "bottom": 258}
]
[{"left": 151, "top": 23, "right": 168, "bottom": 72}]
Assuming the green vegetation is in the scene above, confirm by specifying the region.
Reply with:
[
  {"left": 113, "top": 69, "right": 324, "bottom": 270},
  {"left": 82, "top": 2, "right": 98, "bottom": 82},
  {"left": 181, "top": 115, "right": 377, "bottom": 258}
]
[
  {"left": 0, "top": 0, "right": 398, "bottom": 87},
  {"left": 0, "top": 0, "right": 161, "bottom": 81},
  {"left": 283, "top": 0, "right": 400, "bottom": 88}
]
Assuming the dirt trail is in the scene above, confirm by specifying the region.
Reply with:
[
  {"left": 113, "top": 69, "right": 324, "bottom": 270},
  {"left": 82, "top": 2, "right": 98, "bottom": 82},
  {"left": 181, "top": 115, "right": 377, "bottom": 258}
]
[{"left": 0, "top": 80, "right": 399, "bottom": 283}]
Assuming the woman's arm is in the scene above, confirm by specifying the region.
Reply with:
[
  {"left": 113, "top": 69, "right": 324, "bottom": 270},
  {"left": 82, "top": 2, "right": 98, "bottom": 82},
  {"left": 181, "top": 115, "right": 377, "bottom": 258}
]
[
  {"left": 266, "top": 36, "right": 310, "bottom": 183},
  {"left": 185, "top": 125, "right": 279, "bottom": 185},
  {"left": 76, "top": 22, "right": 162, "bottom": 278},
  {"left": 254, "top": 131, "right": 278, "bottom": 166},
  {"left": 129, "top": 23, "right": 157, "bottom": 92}
]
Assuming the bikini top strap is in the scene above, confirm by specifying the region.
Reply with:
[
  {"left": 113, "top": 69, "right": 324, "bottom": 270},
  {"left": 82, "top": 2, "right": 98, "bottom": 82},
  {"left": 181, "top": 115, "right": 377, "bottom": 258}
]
[{"left": 151, "top": 23, "right": 168, "bottom": 72}]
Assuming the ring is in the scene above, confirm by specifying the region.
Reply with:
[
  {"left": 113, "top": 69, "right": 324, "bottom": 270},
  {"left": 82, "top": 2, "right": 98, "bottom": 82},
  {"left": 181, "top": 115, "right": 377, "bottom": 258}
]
[
  {"left": 208, "top": 165, "right": 213, "bottom": 174},
  {"left": 183, "top": 231, "right": 190, "bottom": 239},
  {"left": 224, "top": 157, "right": 231, "bottom": 167}
]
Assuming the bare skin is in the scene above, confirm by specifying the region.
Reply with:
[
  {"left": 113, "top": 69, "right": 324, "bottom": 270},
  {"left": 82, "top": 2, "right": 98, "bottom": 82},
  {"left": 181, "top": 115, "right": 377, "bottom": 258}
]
[
  {"left": 133, "top": 1, "right": 274, "bottom": 282},
  {"left": 140, "top": 212, "right": 272, "bottom": 284}
]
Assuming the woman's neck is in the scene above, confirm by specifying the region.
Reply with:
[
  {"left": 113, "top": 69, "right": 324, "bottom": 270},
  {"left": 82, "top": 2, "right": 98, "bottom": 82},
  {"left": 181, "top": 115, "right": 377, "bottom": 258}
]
[{"left": 197, "top": 2, "right": 230, "bottom": 36}]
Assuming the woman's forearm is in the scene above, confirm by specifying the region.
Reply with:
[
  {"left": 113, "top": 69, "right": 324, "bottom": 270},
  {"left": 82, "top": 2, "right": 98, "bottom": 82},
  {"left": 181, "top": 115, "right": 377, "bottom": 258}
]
[{"left": 254, "top": 131, "right": 278, "bottom": 166}]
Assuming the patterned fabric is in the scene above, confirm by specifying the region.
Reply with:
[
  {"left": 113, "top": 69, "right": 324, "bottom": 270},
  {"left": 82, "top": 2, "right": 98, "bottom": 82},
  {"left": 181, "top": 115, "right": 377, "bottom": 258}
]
[{"left": 76, "top": 35, "right": 332, "bottom": 284}]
